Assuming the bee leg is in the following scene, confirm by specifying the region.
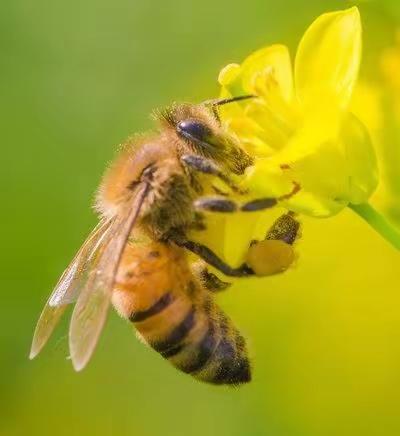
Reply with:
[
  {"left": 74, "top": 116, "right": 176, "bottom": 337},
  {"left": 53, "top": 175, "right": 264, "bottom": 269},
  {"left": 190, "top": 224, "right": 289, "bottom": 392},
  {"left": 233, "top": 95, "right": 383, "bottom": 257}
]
[
  {"left": 264, "top": 211, "right": 301, "bottom": 245},
  {"left": 194, "top": 197, "right": 238, "bottom": 213},
  {"left": 181, "top": 154, "right": 240, "bottom": 193},
  {"left": 194, "top": 182, "right": 300, "bottom": 213},
  {"left": 192, "top": 261, "right": 232, "bottom": 292},
  {"left": 200, "top": 268, "right": 232, "bottom": 292},
  {"left": 171, "top": 234, "right": 254, "bottom": 277}
]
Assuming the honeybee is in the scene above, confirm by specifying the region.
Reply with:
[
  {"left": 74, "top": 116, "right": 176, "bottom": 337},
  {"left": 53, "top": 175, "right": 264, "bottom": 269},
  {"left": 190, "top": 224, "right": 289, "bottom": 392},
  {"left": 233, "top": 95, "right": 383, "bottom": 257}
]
[{"left": 30, "top": 97, "right": 300, "bottom": 385}]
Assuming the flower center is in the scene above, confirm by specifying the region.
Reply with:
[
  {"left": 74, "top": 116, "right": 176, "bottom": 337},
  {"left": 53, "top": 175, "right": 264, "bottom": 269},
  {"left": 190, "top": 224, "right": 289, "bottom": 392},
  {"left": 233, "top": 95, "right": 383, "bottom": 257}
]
[{"left": 246, "top": 67, "right": 299, "bottom": 154}]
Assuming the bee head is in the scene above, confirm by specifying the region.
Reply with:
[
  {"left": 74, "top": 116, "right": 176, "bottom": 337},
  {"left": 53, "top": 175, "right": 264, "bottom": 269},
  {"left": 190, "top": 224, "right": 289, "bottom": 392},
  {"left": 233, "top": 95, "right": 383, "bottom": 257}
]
[{"left": 157, "top": 97, "right": 254, "bottom": 173}]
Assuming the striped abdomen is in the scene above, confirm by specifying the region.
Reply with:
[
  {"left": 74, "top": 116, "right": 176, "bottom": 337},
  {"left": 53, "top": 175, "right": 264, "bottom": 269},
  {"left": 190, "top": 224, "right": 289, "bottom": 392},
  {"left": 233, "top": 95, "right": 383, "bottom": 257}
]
[{"left": 113, "top": 241, "right": 251, "bottom": 385}]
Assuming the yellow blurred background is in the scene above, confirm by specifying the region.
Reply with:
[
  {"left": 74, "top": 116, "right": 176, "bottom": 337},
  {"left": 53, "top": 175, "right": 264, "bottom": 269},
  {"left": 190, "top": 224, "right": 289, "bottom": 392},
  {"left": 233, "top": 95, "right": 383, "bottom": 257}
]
[{"left": 2, "top": 1, "right": 400, "bottom": 435}]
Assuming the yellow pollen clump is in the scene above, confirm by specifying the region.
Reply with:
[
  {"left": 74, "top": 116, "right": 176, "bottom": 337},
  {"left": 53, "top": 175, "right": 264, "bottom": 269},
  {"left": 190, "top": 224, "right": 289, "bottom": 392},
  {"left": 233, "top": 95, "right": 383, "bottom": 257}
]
[{"left": 246, "top": 239, "right": 295, "bottom": 277}]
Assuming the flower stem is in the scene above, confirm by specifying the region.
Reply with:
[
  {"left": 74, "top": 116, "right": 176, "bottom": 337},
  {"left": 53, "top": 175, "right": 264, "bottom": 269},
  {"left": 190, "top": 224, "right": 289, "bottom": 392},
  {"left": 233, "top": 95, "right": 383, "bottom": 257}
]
[{"left": 349, "top": 203, "right": 400, "bottom": 251}]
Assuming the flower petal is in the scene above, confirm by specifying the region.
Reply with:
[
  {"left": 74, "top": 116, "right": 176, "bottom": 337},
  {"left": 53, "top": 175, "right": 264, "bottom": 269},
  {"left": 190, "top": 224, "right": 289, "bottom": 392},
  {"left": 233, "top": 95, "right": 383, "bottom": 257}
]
[
  {"left": 240, "top": 44, "right": 294, "bottom": 102},
  {"left": 340, "top": 113, "right": 378, "bottom": 204},
  {"left": 351, "top": 81, "right": 383, "bottom": 137},
  {"left": 223, "top": 213, "right": 261, "bottom": 267},
  {"left": 295, "top": 7, "right": 362, "bottom": 111},
  {"left": 244, "top": 158, "right": 347, "bottom": 217},
  {"left": 218, "top": 63, "right": 241, "bottom": 86},
  {"left": 243, "top": 110, "right": 352, "bottom": 217},
  {"left": 218, "top": 46, "right": 298, "bottom": 154}
]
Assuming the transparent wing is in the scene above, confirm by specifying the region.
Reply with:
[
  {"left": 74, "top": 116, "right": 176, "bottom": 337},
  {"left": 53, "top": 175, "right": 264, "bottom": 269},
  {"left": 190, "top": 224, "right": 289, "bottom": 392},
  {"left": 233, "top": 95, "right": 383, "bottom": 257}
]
[
  {"left": 29, "top": 219, "right": 113, "bottom": 360},
  {"left": 50, "top": 220, "right": 113, "bottom": 307},
  {"left": 69, "top": 184, "right": 149, "bottom": 371}
]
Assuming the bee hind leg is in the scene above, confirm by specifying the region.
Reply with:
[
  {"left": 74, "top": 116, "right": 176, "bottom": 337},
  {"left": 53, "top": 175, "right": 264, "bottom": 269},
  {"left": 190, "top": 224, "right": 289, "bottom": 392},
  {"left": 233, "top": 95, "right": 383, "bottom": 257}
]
[
  {"left": 264, "top": 211, "right": 301, "bottom": 245},
  {"left": 246, "top": 212, "right": 301, "bottom": 277},
  {"left": 170, "top": 234, "right": 254, "bottom": 278},
  {"left": 192, "top": 261, "right": 232, "bottom": 292}
]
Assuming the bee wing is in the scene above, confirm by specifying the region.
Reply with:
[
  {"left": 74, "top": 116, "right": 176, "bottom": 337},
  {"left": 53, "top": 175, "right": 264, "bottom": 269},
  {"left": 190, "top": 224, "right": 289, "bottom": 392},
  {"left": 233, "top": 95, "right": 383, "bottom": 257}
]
[
  {"left": 69, "top": 183, "right": 150, "bottom": 371},
  {"left": 29, "top": 219, "right": 113, "bottom": 360},
  {"left": 50, "top": 220, "right": 114, "bottom": 307}
]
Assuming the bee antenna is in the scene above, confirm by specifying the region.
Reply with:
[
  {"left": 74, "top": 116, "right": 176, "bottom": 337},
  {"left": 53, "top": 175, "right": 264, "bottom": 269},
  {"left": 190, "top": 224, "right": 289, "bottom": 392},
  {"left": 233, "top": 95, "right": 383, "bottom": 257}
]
[
  {"left": 203, "top": 95, "right": 256, "bottom": 122},
  {"left": 213, "top": 95, "right": 256, "bottom": 106}
]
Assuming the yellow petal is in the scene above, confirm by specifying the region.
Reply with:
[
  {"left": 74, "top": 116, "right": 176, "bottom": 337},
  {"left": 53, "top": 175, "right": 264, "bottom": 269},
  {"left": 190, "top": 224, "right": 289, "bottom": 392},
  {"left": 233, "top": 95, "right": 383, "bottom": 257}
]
[
  {"left": 244, "top": 159, "right": 347, "bottom": 217},
  {"left": 223, "top": 213, "right": 259, "bottom": 267},
  {"left": 350, "top": 81, "right": 383, "bottom": 137},
  {"left": 240, "top": 44, "right": 294, "bottom": 102},
  {"left": 295, "top": 7, "right": 362, "bottom": 111},
  {"left": 244, "top": 159, "right": 295, "bottom": 198},
  {"left": 218, "top": 77, "right": 249, "bottom": 128},
  {"left": 284, "top": 191, "right": 347, "bottom": 217},
  {"left": 340, "top": 113, "right": 378, "bottom": 204},
  {"left": 226, "top": 117, "right": 276, "bottom": 157},
  {"left": 218, "top": 63, "right": 241, "bottom": 86},
  {"left": 244, "top": 113, "right": 351, "bottom": 217},
  {"left": 190, "top": 214, "right": 227, "bottom": 261},
  {"left": 218, "top": 46, "right": 298, "bottom": 155},
  {"left": 223, "top": 210, "right": 282, "bottom": 267}
]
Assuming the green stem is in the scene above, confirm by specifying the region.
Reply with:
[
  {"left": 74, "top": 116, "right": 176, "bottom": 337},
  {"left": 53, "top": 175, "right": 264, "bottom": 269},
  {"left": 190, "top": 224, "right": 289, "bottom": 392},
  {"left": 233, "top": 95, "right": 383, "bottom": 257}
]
[{"left": 349, "top": 203, "right": 400, "bottom": 251}]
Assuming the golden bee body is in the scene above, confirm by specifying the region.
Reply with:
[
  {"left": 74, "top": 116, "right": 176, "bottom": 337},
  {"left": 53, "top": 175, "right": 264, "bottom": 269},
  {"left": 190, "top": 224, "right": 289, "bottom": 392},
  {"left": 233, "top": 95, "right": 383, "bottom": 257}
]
[
  {"left": 98, "top": 104, "right": 251, "bottom": 383},
  {"left": 30, "top": 101, "right": 258, "bottom": 385},
  {"left": 113, "top": 241, "right": 250, "bottom": 384}
]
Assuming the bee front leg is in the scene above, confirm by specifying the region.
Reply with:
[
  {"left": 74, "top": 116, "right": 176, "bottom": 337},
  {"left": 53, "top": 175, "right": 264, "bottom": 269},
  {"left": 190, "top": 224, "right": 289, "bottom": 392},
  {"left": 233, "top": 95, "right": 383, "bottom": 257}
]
[{"left": 180, "top": 154, "right": 241, "bottom": 193}]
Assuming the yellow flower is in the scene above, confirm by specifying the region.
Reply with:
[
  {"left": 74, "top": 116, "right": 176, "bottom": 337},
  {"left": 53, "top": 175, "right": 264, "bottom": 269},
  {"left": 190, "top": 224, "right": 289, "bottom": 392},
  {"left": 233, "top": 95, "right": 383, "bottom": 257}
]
[
  {"left": 219, "top": 7, "right": 378, "bottom": 218},
  {"left": 194, "top": 7, "right": 400, "bottom": 271}
]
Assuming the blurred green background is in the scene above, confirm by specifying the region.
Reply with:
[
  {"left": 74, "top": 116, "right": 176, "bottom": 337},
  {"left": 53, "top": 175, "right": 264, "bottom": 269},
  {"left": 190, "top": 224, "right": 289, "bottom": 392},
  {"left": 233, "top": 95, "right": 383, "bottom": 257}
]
[{"left": 2, "top": 0, "right": 400, "bottom": 435}]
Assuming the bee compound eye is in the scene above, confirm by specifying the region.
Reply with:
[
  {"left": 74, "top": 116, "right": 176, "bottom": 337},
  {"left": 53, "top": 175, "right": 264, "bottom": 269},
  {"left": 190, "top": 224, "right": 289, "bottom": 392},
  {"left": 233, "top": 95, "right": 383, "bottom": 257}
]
[{"left": 176, "top": 119, "right": 211, "bottom": 142}]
